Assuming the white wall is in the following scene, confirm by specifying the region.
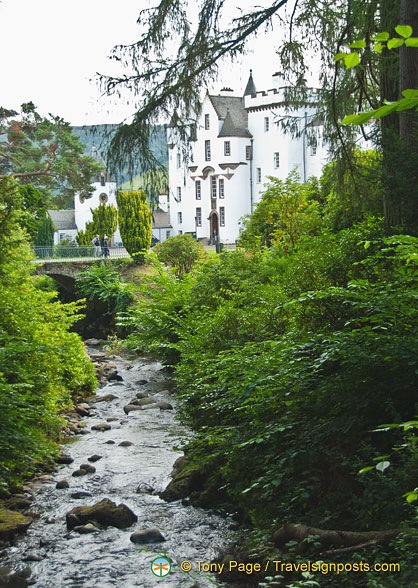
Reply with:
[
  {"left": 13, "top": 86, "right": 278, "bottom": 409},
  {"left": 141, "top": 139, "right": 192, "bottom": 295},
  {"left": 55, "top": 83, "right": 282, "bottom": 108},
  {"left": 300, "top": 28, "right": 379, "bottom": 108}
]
[{"left": 74, "top": 180, "right": 121, "bottom": 244}]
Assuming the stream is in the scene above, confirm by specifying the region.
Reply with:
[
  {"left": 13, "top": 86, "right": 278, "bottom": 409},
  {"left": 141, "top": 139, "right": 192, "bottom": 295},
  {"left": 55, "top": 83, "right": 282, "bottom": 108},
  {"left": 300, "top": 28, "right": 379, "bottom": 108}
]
[{"left": 1, "top": 347, "right": 235, "bottom": 588}]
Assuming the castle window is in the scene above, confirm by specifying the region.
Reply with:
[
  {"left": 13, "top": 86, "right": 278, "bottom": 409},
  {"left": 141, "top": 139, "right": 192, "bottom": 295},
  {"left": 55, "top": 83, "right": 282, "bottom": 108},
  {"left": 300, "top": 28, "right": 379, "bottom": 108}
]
[
  {"left": 195, "top": 180, "right": 201, "bottom": 200},
  {"left": 257, "top": 168, "right": 262, "bottom": 183},
  {"left": 219, "top": 178, "right": 225, "bottom": 199},
  {"left": 246, "top": 145, "right": 252, "bottom": 160},
  {"left": 176, "top": 152, "right": 181, "bottom": 168},
  {"left": 274, "top": 152, "right": 280, "bottom": 169},
  {"left": 100, "top": 175, "right": 106, "bottom": 186},
  {"left": 224, "top": 141, "right": 231, "bottom": 156},
  {"left": 264, "top": 117, "right": 269, "bottom": 132},
  {"left": 211, "top": 176, "right": 217, "bottom": 198},
  {"left": 196, "top": 207, "right": 202, "bottom": 227},
  {"left": 176, "top": 187, "right": 182, "bottom": 202},
  {"left": 205, "top": 114, "right": 210, "bottom": 130},
  {"left": 205, "top": 140, "right": 211, "bottom": 161},
  {"left": 220, "top": 206, "right": 225, "bottom": 226},
  {"left": 178, "top": 212, "right": 182, "bottom": 224}
]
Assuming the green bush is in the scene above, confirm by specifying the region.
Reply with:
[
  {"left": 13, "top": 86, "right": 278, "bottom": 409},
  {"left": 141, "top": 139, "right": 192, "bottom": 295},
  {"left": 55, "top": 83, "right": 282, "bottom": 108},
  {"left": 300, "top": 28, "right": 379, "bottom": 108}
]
[
  {"left": 0, "top": 178, "right": 97, "bottom": 491},
  {"left": 154, "top": 233, "right": 206, "bottom": 278}
]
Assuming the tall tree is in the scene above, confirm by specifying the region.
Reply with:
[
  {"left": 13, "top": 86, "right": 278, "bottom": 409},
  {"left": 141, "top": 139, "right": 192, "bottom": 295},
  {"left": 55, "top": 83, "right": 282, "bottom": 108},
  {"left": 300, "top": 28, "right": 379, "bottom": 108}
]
[
  {"left": 116, "top": 190, "right": 152, "bottom": 263},
  {"left": 0, "top": 102, "right": 102, "bottom": 207}
]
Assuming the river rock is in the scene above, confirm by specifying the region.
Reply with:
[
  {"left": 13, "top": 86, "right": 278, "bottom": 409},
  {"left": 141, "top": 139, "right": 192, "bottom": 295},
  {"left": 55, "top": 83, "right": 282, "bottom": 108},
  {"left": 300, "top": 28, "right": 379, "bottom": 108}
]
[
  {"left": 72, "top": 469, "right": 88, "bottom": 477},
  {"left": 87, "top": 455, "right": 102, "bottom": 462},
  {"left": 73, "top": 523, "right": 99, "bottom": 534},
  {"left": 130, "top": 528, "right": 166, "bottom": 544},
  {"left": 123, "top": 404, "right": 141, "bottom": 415},
  {"left": 136, "top": 483, "right": 154, "bottom": 494},
  {"left": 79, "top": 464, "right": 96, "bottom": 474},
  {"left": 91, "top": 423, "right": 111, "bottom": 432},
  {"left": 76, "top": 406, "right": 90, "bottom": 417},
  {"left": 84, "top": 338, "right": 103, "bottom": 346},
  {"left": 22, "top": 553, "right": 44, "bottom": 562},
  {"left": 56, "top": 480, "right": 69, "bottom": 489},
  {"left": 0, "top": 508, "right": 33, "bottom": 543},
  {"left": 106, "top": 417, "right": 119, "bottom": 422},
  {"left": 157, "top": 402, "right": 173, "bottom": 410},
  {"left": 93, "top": 394, "right": 118, "bottom": 403},
  {"left": 118, "top": 441, "right": 134, "bottom": 447},
  {"left": 135, "top": 379, "right": 148, "bottom": 385},
  {"left": 160, "top": 459, "right": 203, "bottom": 503},
  {"left": 140, "top": 404, "right": 161, "bottom": 410},
  {"left": 105, "top": 440, "right": 115, "bottom": 444},
  {"left": 66, "top": 499, "right": 137, "bottom": 530},
  {"left": 0, "top": 566, "right": 31, "bottom": 588},
  {"left": 106, "top": 371, "right": 123, "bottom": 382},
  {"left": 71, "top": 492, "right": 92, "bottom": 499},
  {"left": 135, "top": 391, "right": 149, "bottom": 399},
  {"left": 138, "top": 398, "right": 157, "bottom": 406}
]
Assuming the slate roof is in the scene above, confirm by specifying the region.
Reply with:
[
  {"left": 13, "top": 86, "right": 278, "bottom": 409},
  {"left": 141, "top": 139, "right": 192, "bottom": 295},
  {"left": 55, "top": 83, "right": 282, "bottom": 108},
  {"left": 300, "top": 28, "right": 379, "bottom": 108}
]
[
  {"left": 208, "top": 95, "right": 252, "bottom": 138},
  {"left": 48, "top": 209, "right": 77, "bottom": 230},
  {"left": 152, "top": 209, "right": 171, "bottom": 228},
  {"left": 243, "top": 70, "right": 257, "bottom": 96}
]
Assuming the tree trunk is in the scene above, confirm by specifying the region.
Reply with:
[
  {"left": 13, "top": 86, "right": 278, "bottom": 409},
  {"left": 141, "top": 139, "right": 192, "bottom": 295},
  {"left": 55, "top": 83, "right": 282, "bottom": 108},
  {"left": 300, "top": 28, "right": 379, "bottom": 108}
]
[{"left": 380, "top": 0, "right": 401, "bottom": 229}]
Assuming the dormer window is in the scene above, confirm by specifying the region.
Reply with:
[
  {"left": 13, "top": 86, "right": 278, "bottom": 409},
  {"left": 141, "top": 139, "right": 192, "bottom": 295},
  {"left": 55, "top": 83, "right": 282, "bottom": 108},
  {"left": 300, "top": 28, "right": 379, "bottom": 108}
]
[{"left": 100, "top": 175, "right": 106, "bottom": 186}]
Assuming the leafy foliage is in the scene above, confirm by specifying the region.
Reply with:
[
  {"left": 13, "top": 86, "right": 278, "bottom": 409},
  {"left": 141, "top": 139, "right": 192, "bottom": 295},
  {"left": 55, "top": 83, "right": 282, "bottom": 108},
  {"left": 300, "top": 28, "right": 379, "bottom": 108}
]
[
  {"left": 153, "top": 233, "right": 206, "bottom": 277},
  {"left": 0, "top": 103, "right": 102, "bottom": 207},
  {"left": 240, "top": 172, "right": 321, "bottom": 248},
  {"left": 116, "top": 190, "right": 152, "bottom": 263},
  {"left": 0, "top": 177, "right": 97, "bottom": 491}
]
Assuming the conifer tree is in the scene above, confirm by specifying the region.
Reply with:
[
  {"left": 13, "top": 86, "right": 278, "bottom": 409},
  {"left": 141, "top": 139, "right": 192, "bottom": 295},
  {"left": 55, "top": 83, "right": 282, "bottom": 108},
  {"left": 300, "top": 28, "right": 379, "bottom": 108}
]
[
  {"left": 33, "top": 214, "right": 55, "bottom": 247},
  {"left": 116, "top": 190, "right": 152, "bottom": 263},
  {"left": 76, "top": 203, "right": 118, "bottom": 245}
]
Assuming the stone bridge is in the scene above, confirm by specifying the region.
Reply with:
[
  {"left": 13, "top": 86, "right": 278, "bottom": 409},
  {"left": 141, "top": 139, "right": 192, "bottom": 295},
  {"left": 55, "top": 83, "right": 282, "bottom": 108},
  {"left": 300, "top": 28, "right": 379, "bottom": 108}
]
[{"left": 33, "top": 260, "right": 100, "bottom": 291}]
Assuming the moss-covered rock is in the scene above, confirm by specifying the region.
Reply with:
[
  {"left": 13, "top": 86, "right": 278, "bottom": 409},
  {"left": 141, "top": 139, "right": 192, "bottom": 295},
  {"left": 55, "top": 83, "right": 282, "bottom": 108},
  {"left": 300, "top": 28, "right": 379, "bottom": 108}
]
[
  {"left": 66, "top": 498, "right": 137, "bottom": 530},
  {"left": 0, "top": 508, "right": 33, "bottom": 543}
]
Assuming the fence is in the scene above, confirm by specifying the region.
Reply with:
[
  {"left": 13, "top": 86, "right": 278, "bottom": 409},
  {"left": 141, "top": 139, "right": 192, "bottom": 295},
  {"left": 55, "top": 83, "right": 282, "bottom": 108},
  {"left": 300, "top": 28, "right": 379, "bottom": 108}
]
[{"left": 31, "top": 246, "right": 130, "bottom": 262}]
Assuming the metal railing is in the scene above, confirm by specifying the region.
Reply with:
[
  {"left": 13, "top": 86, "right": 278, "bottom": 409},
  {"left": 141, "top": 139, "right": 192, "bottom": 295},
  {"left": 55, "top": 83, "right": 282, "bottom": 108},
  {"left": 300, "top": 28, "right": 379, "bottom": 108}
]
[{"left": 31, "top": 246, "right": 130, "bottom": 262}]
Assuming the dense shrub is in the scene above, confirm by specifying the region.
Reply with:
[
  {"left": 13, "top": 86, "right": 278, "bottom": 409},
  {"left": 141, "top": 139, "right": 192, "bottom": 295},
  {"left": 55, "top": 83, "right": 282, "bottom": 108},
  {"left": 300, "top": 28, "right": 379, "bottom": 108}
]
[
  {"left": 116, "top": 190, "right": 152, "bottom": 263},
  {"left": 0, "top": 178, "right": 97, "bottom": 491},
  {"left": 154, "top": 233, "right": 206, "bottom": 277}
]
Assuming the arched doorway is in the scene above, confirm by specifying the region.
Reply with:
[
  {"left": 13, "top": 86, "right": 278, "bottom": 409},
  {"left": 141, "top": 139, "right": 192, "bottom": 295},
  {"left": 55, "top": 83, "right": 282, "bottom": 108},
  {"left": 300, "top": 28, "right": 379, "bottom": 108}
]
[{"left": 209, "top": 211, "right": 219, "bottom": 243}]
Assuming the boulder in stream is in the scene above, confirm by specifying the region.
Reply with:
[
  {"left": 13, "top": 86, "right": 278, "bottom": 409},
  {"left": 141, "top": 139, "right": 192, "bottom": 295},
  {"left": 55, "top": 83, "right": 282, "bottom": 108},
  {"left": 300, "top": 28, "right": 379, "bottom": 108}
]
[
  {"left": 79, "top": 464, "right": 96, "bottom": 474},
  {"left": 56, "top": 480, "right": 69, "bottom": 490},
  {"left": 157, "top": 402, "right": 173, "bottom": 410},
  {"left": 130, "top": 528, "right": 166, "bottom": 544},
  {"left": 136, "top": 483, "right": 154, "bottom": 495},
  {"left": 73, "top": 523, "right": 100, "bottom": 534},
  {"left": 92, "top": 394, "right": 118, "bottom": 403},
  {"left": 66, "top": 499, "right": 137, "bottom": 530},
  {"left": 0, "top": 566, "right": 32, "bottom": 588},
  {"left": 123, "top": 404, "right": 141, "bottom": 415},
  {"left": 118, "top": 441, "right": 134, "bottom": 447},
  {"left": 72, "top": 469, "right": 88, "bottom": 477},
  {"left": 87, "top": 455, "right": 102, "bottom": 463},
  {"left": 91, "top": 423, "right": 111, "bottom": 432},
  {"left": 55, "top": 454, "right": 74, "bottom": 465},
  {"left": 0, "top": 509, "right": 33, "bottom": 544}
]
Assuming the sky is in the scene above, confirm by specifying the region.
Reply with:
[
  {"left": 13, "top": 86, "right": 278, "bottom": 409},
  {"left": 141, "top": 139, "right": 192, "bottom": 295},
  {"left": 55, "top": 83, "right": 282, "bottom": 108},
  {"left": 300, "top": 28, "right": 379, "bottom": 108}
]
[{"left": 0, "top": 0, "right": 308, "bottom": 126}]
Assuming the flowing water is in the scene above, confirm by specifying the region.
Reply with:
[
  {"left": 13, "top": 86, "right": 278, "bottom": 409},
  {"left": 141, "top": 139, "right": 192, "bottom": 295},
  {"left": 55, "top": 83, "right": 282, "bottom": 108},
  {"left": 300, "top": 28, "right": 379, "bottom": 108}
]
[{"left": 1, "top": 350, "right": 234, "bottom": 588}]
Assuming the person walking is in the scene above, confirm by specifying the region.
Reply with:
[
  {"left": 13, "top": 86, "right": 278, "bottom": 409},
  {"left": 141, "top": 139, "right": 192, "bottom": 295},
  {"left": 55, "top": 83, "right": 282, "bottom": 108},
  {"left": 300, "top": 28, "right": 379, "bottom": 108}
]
[
  {"left": 101, "top": 234, "right": 110, "bottom": 259},
  {"left": 92, "top": 234, "right": 101, "bottom": 257}
]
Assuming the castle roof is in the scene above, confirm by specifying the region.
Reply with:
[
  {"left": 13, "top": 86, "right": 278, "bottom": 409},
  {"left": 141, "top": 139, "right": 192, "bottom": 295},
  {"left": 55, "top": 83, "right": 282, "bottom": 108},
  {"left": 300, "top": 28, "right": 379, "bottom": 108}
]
[
  {"left": 243, "top": 70, "right": 257, "bottom": 96},
  {"left": 208, "top": 95, "right": 252, "bottom": 138},
  {"left": 47, "top": 209, "right": 77, "bottom": 230}
]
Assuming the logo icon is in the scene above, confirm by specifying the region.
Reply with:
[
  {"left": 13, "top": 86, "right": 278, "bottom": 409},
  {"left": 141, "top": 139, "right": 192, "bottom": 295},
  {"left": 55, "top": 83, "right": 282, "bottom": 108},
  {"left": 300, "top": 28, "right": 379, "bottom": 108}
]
[{"left": 151, "top": 556, "right": 171, "bottom": 577}]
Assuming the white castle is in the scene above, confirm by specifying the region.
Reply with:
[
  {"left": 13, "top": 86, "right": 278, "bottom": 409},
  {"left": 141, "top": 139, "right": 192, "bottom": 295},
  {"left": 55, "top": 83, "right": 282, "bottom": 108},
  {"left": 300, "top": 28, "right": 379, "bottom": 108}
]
[{"left": 167, "top": 71, "right": 328, "bottom": 243}]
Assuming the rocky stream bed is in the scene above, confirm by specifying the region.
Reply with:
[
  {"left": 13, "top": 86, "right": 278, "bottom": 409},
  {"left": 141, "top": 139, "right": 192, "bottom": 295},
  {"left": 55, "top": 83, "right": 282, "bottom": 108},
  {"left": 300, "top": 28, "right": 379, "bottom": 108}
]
[{"left": 0, "top": 344, "right": 237, "bottom": 588}]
